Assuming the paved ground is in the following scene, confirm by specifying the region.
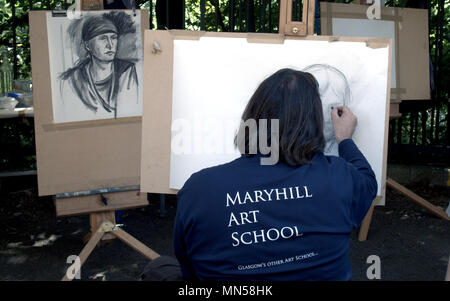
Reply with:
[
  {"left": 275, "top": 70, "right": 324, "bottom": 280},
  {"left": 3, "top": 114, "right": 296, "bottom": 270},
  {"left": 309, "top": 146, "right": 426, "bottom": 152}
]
[{"left": 0, "top": 175, "right": 448, "bottom": 281}]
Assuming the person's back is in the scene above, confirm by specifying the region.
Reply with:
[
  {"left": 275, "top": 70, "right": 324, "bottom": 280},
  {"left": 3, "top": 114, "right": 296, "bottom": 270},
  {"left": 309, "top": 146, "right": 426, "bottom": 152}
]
[{"left": 173, "top": 68, "right": 377, "bottom": 281}]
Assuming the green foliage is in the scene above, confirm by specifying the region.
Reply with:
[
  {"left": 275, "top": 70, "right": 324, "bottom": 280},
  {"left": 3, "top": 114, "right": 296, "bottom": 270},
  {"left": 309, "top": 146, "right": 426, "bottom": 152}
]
[
  {"left": 183, "top": 0, "right": 280, "bottom": 32},
  {"left": 0, "top": 118, "right": 36, "bottom": 172},
  {"left": 0, "top": 0, "right": 33, "bottom": 79}
]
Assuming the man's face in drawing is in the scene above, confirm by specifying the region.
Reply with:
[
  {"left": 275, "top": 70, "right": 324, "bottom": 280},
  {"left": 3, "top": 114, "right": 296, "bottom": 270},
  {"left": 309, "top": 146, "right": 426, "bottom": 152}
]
[
  {"left": 85, "top": 32, "right": 118, "bottom": 62},
  {"left": 306, "top": 68, "right": 346, "bottom": 147},
  {"left": 318, "top": 79, "right": 344, "bottom": 145}
]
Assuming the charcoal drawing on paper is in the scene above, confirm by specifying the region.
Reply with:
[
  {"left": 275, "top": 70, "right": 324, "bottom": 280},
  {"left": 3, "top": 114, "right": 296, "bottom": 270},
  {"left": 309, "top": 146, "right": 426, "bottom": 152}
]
[
  {"left": 303, "top": 64, "right": 352, "bottom": 155},
  {"left": 47, "top": 11, "right": 143, "bottom": 123}
]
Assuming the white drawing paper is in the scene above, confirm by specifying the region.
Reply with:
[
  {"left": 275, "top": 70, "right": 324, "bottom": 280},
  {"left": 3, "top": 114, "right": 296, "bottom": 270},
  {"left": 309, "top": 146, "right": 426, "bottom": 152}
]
[
  {"left": 331, "top": 18, "right": 396, "bottom": 88},
  {"left": 169, "top": 37, "right": 389, "bottom": 199}
]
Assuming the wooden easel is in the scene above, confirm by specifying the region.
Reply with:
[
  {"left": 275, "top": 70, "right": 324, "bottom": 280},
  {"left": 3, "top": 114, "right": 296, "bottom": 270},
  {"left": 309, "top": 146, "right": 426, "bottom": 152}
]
[
  {"left": 279, "top": 0, "right": 316, "bottom": 36},
  {"left": 57, "top": 188, "right": 161, "bottom": 281},
  {"left": 278, "top": 0, "right": 449, "bottom": 241},
  {"left": 28, "top": 4, "right": 156, "bottom": 280}
]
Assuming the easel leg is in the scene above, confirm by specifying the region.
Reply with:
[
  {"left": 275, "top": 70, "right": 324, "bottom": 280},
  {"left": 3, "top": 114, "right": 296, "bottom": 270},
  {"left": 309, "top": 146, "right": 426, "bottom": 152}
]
[
  {"left": 358, "top": 200, "right": 375, "bottom": 242},
  {"left": 386, "top": 178, "right": 449, "bottom": 220},
  {"left": 62, "top": 229, "right": 105, "bottom": 281},
  {"left": 111, "top": 227, "right": 160, "bottom": 261},
  {"left": 62, "top": 218, "right": 160, "bottom": 281},
  {"left": 358, "top": 178, "right": 450, "bottom": 242},
  {"left": 61, "top": 205, "right": 160, "bottom": 281}
]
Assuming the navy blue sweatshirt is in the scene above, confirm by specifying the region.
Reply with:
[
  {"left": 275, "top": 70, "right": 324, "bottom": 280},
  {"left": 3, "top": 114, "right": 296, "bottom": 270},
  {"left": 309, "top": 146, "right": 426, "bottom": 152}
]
[{"left": 174, "top": 139, "right": 377, "bottom": 281}]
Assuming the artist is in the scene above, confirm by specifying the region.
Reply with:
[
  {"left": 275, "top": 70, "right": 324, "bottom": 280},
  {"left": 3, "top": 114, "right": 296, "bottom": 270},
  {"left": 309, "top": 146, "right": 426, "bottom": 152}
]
[
  {"left": 60, "top": 12, "right": 138, "bottom": 118},
  {"left": 172, "top": 68, "right": 378, "bottom": 281}
]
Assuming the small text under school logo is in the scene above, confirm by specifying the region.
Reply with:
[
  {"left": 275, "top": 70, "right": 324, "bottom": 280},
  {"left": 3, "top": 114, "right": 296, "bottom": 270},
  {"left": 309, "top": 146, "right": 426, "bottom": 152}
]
[
  {"left": 66, "top": 255, "right": 81, "bottom": 280},
  {"left": 366, "top": 255, "right": 381, "bottom": 280}
]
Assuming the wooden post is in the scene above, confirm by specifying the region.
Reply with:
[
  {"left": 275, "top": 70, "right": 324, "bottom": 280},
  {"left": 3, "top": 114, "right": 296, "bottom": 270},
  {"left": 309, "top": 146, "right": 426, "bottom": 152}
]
[
  {"left": 307, "top": 0, "right": 316, "bottom": 35},
  {"left": 278, "top": 0, "right": 289, "bottom": 34},
  {"left": 83, "top": 211, "right": 116, "bottom": 243}
]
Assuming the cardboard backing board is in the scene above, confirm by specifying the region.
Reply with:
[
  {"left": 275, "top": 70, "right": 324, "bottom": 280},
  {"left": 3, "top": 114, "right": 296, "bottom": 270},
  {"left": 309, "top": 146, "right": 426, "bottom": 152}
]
[
  {"left": 29, "top": 10, "right": 149, "bottom": 196},
  {"left": 320, "top": 2, "right": 430, "bottom": 102},
  {"left": 140, "top": 30, "right": 391, "bottom": 206}
]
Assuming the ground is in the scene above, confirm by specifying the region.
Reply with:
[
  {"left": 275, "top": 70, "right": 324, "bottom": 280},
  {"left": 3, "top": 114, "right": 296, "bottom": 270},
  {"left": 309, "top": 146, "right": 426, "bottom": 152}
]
[{"left": 0, "top": 175, "right": 448, "bottom": 281}]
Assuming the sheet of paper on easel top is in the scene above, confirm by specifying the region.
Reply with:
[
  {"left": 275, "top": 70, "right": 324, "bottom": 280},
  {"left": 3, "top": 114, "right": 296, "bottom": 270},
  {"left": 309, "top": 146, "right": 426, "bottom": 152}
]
[{"left": 46, "top": 10, "right": 143, "bottom": 123}]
